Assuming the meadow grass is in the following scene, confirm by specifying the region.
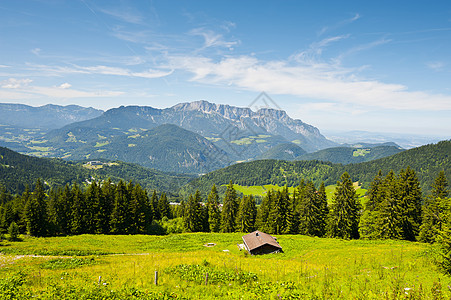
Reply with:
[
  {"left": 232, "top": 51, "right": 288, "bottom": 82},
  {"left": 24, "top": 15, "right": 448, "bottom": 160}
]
[
  {"left": 233, "top": 183, "right": 367, "bottom": 204},
  {"left": 1, "top": 233, "right": 449, "bottom": 299}
]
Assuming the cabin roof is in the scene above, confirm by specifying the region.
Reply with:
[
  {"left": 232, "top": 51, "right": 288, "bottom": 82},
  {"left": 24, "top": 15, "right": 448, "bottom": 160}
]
[{"left": 242, "top": 230, "right": 282, "bottom": 252}]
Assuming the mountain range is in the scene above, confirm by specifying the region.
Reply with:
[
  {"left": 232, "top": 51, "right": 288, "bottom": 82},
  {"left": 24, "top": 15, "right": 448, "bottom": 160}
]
[{"left": 0, "top": 101, "right": 419, "bottom": 174}]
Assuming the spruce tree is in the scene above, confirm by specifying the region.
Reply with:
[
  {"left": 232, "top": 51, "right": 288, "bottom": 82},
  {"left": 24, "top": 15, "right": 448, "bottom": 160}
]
[
  {"left": 359, "top": 171, "right": 384, "bottom": 239},
  {"left": 285, "top": 188, "right": 299, "bottom": 234},
  {"left": 25, "top": 179, "right": 48, "bottom": 237},
  {"left": 183, "top": 191, "right": 203, "bottom": 232},
  {"left": 377, "top": 170, "right": 403, "bottom": 239},
  {"left": 316, "top": 182, "right": 329, "bottom": 237},
  {"left": 236, "top": 195, "right": 257, "bottom": 233},
  {"left": 256, "top": 189, "right": 273, "bottom": 232},
  {"left": 158, "top": 193, "right": 170, "bottom": 219},
  {"left": 207, "top": 184, "right": 221, "bottom": 232},
  {"left": 129, "top": 184, "right": 148, "bottom": 234},
  {"left": 150, "top": 190, "right": 160, "bottom": 220},
  {"left": 326, "top": 172, "right": 360, "bottom": 239},
  {"left": 70, "top": 183, "right": 86, "bottom": 235},
  {"left": 420, "top": 171, "right": 449, "bottom": 243},
  {"left": 397, "top": 167, "right": 422, "bottom": 241},
  {"left": 268, "top": 190, "right": 285, "bottom": 234},
  {"left": 110, "top": 180, "right": 131, "bottom": 234},
  {"left": 220, "top": 181, "right": 238, "bottom": 233},
  {"left": 84, "top": 181, "right": 100, "bottom": 233}
]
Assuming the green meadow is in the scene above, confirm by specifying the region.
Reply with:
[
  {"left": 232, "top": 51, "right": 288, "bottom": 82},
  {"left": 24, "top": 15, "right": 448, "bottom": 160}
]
[
  {"left": 1, "top": 233, "right": 449, "bottom": 299},
  {"left": 231, "top": 183, "right": 367, "bottom": 204}
]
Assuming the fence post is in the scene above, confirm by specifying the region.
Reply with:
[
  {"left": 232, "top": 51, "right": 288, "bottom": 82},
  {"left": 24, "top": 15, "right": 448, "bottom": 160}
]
[{"left": 154, "top": 270, "right": 158, "bottom": 285}]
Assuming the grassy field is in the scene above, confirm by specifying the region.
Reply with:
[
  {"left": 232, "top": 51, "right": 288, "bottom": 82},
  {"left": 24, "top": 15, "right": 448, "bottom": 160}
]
[
  {"left": 0, "top": 233, "right": 449, "bottom": 299},
  {"left": 232, "top": 183, "right": 367, "bottom": 204}
]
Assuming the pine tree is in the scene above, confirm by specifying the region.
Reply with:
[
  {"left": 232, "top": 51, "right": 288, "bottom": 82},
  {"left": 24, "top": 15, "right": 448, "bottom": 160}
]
[
  {"left": 84, "top": 181, "right": 100, "bottom": 233},
  {"left": 268, "top": 190, "right": 286, "bottom": 234},
  {"left": 420, "top": 171, "right": 449, "bottom": 243},
  {"left": 397, "top": 167, "right": 422, "bottom": 241},
  {"left": 316, "top": 182, "right": 329, "bottom": 237},
  {"left": 207, "top": 184, "right": 221, "bottom": 232},
  {"left": 110, "top": 180, "right": 131, "bottom": 234},
  {"left": 377, "top": 170, "right": 403, "bottom": 239},
  {"left": 359, "top": 171, "right": 384, "bottom": 239},
  {"left": 220, "top": 181, "right": 238, "bottom": 233},
  {"left": 285, "top": 188, "right": 299, "bottom": 234},
  {"left": 326, "top": 172, "right": 360, "bottom": 239},
  {"left": 150, "top": 190, "right": 160, "bottom": 220},
  {"left": 236, "top": 195, "right": 257, "bottom": 233},
  {"left": 256, "top": 189, "right": 273, "bottom": 232},
  {"left": 158, "top": 193, "right": 170, "bottom": 219},
  {"left": 129, "top": 184, "right": 148, "bottom": 234},
  {"left": 183, "top": 191, "right": 203, "bottom": 232},
  {"left": 70, "top": 183, "right": 86, "bottom": 235},
  {"left": 101, "top": 178, "right": 115, "bottom": 230},
  {"left": 298, "top": 181, "right": 326, "bottom": 237},
  {"left": 24, "top": 179, "right": 48, "bottom": 237}
]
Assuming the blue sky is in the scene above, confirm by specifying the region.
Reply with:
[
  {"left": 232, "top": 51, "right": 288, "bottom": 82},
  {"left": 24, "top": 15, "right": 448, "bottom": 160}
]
[{"left": 0, "top": 0, "right": 450, "bottom": 136}]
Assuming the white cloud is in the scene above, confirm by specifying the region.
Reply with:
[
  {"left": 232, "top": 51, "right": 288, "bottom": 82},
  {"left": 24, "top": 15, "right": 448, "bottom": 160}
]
[
  {"left": 31, "top": 48, "right": 41, "bottom": 56},
  {"left": 426, "top": 61, "right": 445, "bottom": 71},
  {"left": 0, "top": 79, "right": 123, "bottom": 100},
  {"left": 59, "top": 83, "right": 72, "bottom": 89},
  {"left": 29, "top": 64, "right": 173, "bottom": 79},
  {"left": 1, "top": 78, "right": 33, "bottom": 89},
  {"left": 189, "top": 28, "right": 239, "bottom": 49},
  {"left": 168, "top": 54, "right": 451, "bottom": 111},
  {"left": 100, "top": 7, "right": 143, "bottom": 24}
]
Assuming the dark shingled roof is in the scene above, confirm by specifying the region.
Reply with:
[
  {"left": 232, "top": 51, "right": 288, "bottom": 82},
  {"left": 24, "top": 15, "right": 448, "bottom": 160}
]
[{"left": 242, "top": 230, "right": 282, "bottom": 252}]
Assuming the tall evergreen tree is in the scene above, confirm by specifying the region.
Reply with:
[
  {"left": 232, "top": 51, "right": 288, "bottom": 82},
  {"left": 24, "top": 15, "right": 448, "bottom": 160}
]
[
  {"left": 326, "top": 172, "right": 360, "bottom": 239},
  {"left": 56, "top": 184, "right": 72, "bottom": 235},
  {"left": 84, "top": 181, "right": 100, "bottom": 233},
  {"left": 256, "top": 189, "right": 273, "bottom": 232},
  {"left": 236, "top": 195, "right": 257, "bottom": 233},
  {"left": 267, "top": 190, "right": 286, "bottom": 234},
  {"left": 207, "top": 184, "right": 221, "bottom": 232},
  {"left": 183, "top": 191, "right": 203, "bottom": 232},
  {"left": 70, "top": 183, "right": 86, "bottom": 235},
  {"left": 420, "top": 171, "right": 449, "bottom": 243},
  {"left": 316, "top": 182, "right": 329, "bottom": 237},
  {"left": 220, "top": 181, "right": 239, "bottom": 233},
  {"left": 150, "top": 190, "right": 160, "bottom": 220},
  {"left": 285, "top": 188, "right": 299, "bottom": 234},
  {"left": 359, "top": 170, "right": 384, "bottom": 239},
  {"left": 377, "top": 170, "right": 403, "bottom": 239},
  {"left": 158, "top": 193, "right": 170, "bottom": 219},
  {"left": 397, "top": 167, "right": 422, "bottom": 241},
  {"left": 129, "top": 184, "right": 148, "bottom": 234},
  {"left": 110, "top": 180, "right": 131, "bottom": 234},
  {"left": 24, "top": 179, "right": 48, "bottom": 237}
]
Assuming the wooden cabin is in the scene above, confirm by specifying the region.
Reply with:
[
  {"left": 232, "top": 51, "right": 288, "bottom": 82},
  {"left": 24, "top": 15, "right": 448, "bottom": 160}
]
[{"left": 242, "top": 230, "right": 283, "bottom": 255}]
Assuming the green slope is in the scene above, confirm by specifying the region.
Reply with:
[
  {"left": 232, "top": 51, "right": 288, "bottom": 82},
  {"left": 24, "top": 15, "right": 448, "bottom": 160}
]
[
  {"left": 181, "top": 140, "right": 450, "bottom": 196},
  {"left": 296, "top": 145, "right": 403, "bottom": 164},
  {"left": 0, "top": 146, "right": 193, "bottom": 195}
]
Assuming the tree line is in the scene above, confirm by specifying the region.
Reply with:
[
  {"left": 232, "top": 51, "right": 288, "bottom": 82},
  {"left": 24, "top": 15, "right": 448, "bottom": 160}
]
[{"left": 0, "top": 179, "right": 171, "bottom": 237}]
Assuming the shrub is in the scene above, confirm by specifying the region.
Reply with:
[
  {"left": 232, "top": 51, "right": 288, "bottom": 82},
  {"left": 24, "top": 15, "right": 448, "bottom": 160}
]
[{"left": 8, "top": 221, "right": 20, "bottom": 241}]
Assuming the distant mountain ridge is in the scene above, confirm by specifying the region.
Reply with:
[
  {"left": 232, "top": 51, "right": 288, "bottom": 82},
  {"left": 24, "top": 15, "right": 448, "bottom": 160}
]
[
  {"left": 0, "top": 103, "right": 103, "bottom": 130},
  {"left": 49, "top": 100, "right": 335, "bottom": 153}
]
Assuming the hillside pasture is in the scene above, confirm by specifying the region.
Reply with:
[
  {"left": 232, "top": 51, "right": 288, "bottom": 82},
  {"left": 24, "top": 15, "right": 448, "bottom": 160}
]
[{"left": 0, "top": 233, "right": 449, "bottom": 299}]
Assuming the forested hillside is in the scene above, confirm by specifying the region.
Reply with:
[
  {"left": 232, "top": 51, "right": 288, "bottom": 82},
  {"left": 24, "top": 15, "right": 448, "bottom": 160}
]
[
  {"left": 0, "top": 147, "right": 193, "bottom": 195},
  {"left": 183, "top": 140, "right": 450, "bottom": 196},
  {"left": 297, "top": 145, "right": 403, "bottom": 164}
]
